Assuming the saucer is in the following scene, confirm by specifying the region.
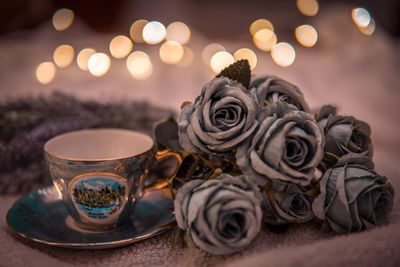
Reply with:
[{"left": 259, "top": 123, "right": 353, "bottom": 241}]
[{"left": 6, "top": 186, "right": 175, "bottom": 249}]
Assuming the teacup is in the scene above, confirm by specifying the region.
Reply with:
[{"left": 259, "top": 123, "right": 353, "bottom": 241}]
[{"left": 44, "top": 128, "right": 182, "bottom": 231}]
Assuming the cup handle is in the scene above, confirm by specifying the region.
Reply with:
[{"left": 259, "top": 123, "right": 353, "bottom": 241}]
[{"left": 143, "top": 149, "right": 183, "bottom": 195}]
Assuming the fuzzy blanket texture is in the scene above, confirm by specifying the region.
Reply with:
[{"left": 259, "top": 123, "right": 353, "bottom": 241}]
[{"left": 1, "top": 4, "right": 400, "bottom": 266}]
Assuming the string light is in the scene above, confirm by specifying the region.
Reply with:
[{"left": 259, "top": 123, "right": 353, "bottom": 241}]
[
  {"left": 159, "top": 41, "right": 184, "bottom": 64},
  {"left": 352, "top": 8, "right": 371, "bottom": 28},
  {"left": 271, "top": 42, "right": 296, "bottom": 67},
  {"left": 142, "top": 21, "right": 166, "bottom": 45},
  {"left": 109, "top": 35, "right": 133, "bottom": 59},
  {"left": 53, "top": 44, "right": 74, "bottom": 68},
  {"left": 177, "top": 47, "right": 194, "bottom": 68},
  {"left": 210, "top": 51, "right": 234, "bottom": 74},
  {"left": 166, "top": 21, "right": 191, "bottom": 45},
  {"left": 296, "top": 0, "right": 319, "bottom": 17},
  {"left": 126, "top": 51, "right": 153, "bottom": 80},
  {"left": 250, "top": 19, "right": 274, "bottom": 36},
  {"left": 88, "top": 53, "right": 111, "bottom": 77},
  {"left": 36, "top": 62, "right": 56, "bottom": 84},
  {"left": 130, "top": 19, "right": 148, "bottom": 43},
  {"left": 202, "top": 43, "right": 226, "bottom": 66},
  {"left": 52, "top": 8, "right": 74, "bottom": 31},
  {"left": 295, "top": 25, "right": 318, "bottom": 47},
  {"left": 77, "top": 48, "right": 96, "bottom": 71},
  {"left": 253, "top": 29, "right": 277, "bottom": 52},
  {"left": 359, "top": 18, "right": 376, "bottom": 36},
  {"left": 233, "top": 48, "right": 257, "bottom": 70}
]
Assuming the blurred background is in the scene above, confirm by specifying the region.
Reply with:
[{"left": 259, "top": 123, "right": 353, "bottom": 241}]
[{"left": 0, "top": 0, "right": 399, "bottom": 178}]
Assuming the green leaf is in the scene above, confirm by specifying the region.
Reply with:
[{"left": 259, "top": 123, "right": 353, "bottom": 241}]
[{"left": 216, "top": 59, "right": 251, "bottom": 89}]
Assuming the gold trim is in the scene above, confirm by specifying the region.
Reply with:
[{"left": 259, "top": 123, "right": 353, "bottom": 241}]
[{"left": 44, "top": 128, "right": 154, "bottom": 162}]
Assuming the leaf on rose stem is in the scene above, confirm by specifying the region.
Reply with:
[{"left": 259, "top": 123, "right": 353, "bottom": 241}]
[
  {"left": 154, "top": 117, "right": 182, "bottom": 151},
  {"left": 216, "top": 59, "right": 251, "bottom": 89}
]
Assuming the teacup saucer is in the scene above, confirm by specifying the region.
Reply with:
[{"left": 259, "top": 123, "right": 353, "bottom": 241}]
[{"left": 6, "top": 186, "right": 175, "bottom": 249}]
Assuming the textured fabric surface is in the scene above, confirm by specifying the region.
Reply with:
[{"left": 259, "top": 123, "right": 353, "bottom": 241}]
[{"left": 1, "top": 3, "right": 400, "bottom": 267}]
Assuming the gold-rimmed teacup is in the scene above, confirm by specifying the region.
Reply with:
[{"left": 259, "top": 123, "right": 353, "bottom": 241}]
[{"left": 44, "top": 128, "right": 182, "bottom": 231}]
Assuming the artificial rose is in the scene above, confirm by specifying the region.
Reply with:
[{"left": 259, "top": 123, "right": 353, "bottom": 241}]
[
  {"left": 236, "top": 104, "right": 324, "bottom": 186},
  {"left": 250, "top": 75, "right": 310, "bottom": 112},
  {"left": 178, "top": 77, "right": 259, "bottom": 155},
  {"left": 317, "top": 105, "right": 373, "bottom": 170},
  {"left": 174, "top": 174, "right": 262, "bottom": 255},
  {"left": 263, "top": 180, "right": 314, "bottom": 225},
  {"left": 312, "top": 154, "right": 394, "bottom": 234}
]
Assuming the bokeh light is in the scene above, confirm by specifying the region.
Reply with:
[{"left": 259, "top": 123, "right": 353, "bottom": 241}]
[
  {"left": 210, "top": 51, "right": 234, "bottom": 74},
  {"left": 142, "top": 21, "right": 166, "bottom": 45},
  {"left": 295, "top": 25, "right": 318, "bottom": 47},
  {"left": 296, "top": 0, "right": 319, "bottom": 17},
  {"left": 52, "top": 8, "right": 74, "bottom": 31},
  {"left": 202, "top": 43, "right": 226, "bottom": 66},
  {"left": 166, "top": 21, "right": 191, "bottom": 45},
  {"left": 250, "top": 19, "right": 274, "bottom": 36},
  {"left": 271, "top": 42, "right": 296, "bottom": 67},
  {"left": 53, "top": 44, "right": 74, "bottom": 68},
  {"left": 109, "top": 35, "right": 133, "bottom": 59},
  {"left": 253, "top": 29, "right": 277, "bottom": 52},
  {"left": 352, "top": 8, "right": 371, "bottom": 28},
  {"left": 159, "top": 41, "right": 184, "bottom": 64},
  {"left": 359, "top": 18, "right": 376, "bottom": 36},
  {"left": 130, "top": 19, "right": 149, "bottom": 43},
  {"left": 36, "top": 62, "right": 56, "bottom": 84},
  {"left": 126, "top": 51, "right": 153, "bottom": 80},
  {"left": 233, "top": 48, "right": 257, "bottom": 70},
  {"left": 77, "top": 48, "right": 96, "bottom": 71},
  {"left": 88, "top": 53, "right": 111, "bottom": 77},
  {"left": 177, "top": 47, "right": 194, "bottom": 68}
]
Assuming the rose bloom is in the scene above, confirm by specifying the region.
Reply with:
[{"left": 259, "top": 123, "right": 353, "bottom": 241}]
[
  {"left": 312, "top": 154, "right": 394, "bottom": 234},
  {"left": 174, "top": 174, "right": 262, "bottom": 255},
  {"left": 178, "top": 77, "right": 259, "bottom": 155},
  {"left": 263, "top": 180, "right": 314, "bottom": 225},
  {"left": 250, "top": 75, "right": 310, "bottom": 113},
  {"left": 236, "top": 103, "right": 324, "bottom": 186},
  {"left": 317, "top": 105, "right": 373, "bottom": 169}
]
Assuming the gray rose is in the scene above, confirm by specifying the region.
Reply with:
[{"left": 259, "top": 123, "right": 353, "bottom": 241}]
[
  {"left": 250, "top": 75, "right": 310, "bottom": 112},
  {"left": 317, "top": 105, "right": 373, "bottom": 170},
  {"left": 312, "top": 154, "right": 394, "bottom": 234},
  {"left": 263, "top": 180, "right": 314, "bottom": 225},
  {"left": 236, "top": 104, "right": 324, "bottom": 186},
  {"left": 174, "top": 174, "right": 262, "bottom": 255},
  {"left": 178, "top": 77, "right": 258, "bottom": 155}
]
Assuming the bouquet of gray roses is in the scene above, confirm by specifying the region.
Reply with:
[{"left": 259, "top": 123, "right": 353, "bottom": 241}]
[{"left": 154, "top": 60, "right": 394, "bottom": 255}]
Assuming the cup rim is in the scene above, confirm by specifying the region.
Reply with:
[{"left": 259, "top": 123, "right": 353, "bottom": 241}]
[{"left": 44, "top": 128, "right": 154, "bottom": 162}]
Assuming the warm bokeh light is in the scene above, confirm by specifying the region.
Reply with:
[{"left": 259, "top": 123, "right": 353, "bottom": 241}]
[
  {"left": 295, "top": 25, "right": 318, "bottom": 47},
  {"left": 296, "top": 0, "right": 319, "bottom": 17},
  {"left": 52, "top": 8, "right": 74, "bottom": 31},
  {"left": 352, "top": 8, "right": 371, "bottom": 28},
  {"left": 36, "top": 62, "right": 56, "bottom": 84},
  {"left": 253, "top": 29, "right": 277, "bottom": 52},
  {"left": 271, "top": 42, "right": 296, "bottom": 67},
  {"left": 130, "top": 19, "right": 148, "bottom": 43},
  {"left": 233, "top": 48, "right": 257, "bottom": 70},
  {"left": 210, "top": 51, "right": 234, "bottom": 74},
  {"left": 77, "top": 48, "right": 96, "bottom": 71},
  {"left": 359, "top": 18, "right": 376, "bottom": 36},
  {"left": 250, "top": 19, "right": 274, "bottom": 36},
  {"left": 109, "top": 35, "right": 133, "bottom": 59},
  {"left": 202, "top": 43, "right": 226, "bottom": 66},
  {"left": 126, "top": 51, "right": 153, "bottom": 80},
  {"left": 166, "top": 21, "right": 191, "bottom": 45},
  {"left": 53, "top": 44, "right": 74, "bottom": 68},
  {"left": 142, "top": 21, "right": 166, "bottom": 45},
  {"left": 159, "top": 41, "right": 184, "bottom": 64},
  {"left": 88, "top": 53, "right": 111, "bottom": 77},
  {"left": 177, "top": 47, "right": 194, "bottom": 68}
]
